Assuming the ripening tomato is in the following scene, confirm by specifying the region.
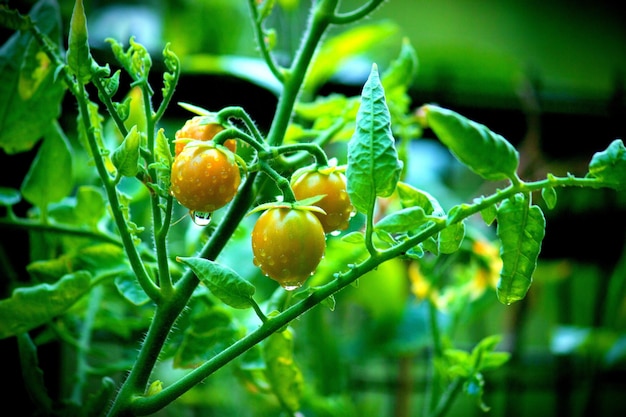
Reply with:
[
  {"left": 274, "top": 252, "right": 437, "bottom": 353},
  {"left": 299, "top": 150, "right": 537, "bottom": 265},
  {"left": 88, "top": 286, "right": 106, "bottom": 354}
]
[
  {"left": 170, "top": 144, "right": 241, "bottom": 212},
  {"left": 251, "top": 207, "right": 326, "bottom": 290},
  {"left": 175, "top": 115, "right": 237, "bottom": 156},
  {"left": 291, "top": 169, "right": 354, "bottom": 234}
]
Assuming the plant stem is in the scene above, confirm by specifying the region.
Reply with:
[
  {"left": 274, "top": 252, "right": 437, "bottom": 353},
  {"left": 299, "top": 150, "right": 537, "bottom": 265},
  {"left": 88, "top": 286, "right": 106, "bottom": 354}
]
[
  {"left": 272, "top": 142, "right": 330, "bottom": 166},
  {"left": 246, "top": 0, "right": 285, "bottom": 83},
  {"left": 259, "top": 160, "right": 297, "bottom": 203},
  {"left": 119, "top": 172, "right": 612, "bottom": 415},
  {"left": 426, "top": 296, "right": 443, "bottom": 413},
  {"left": 0, "top": 217, "right": 122, "bottom": 246},
  {"left": 265, "top": 0, "right": 336, "bottom": 147},
  {"left": 106, "top": 173, "right": 258, "bottom": 417},
  {"left": 71, "top": 284, "right": 103, "bottom": 404},
  {"left": 429, "top": 378, "right": 463, "bottom": 417},
  {"left": 75, "top": 84, "right": 160, "bottom": 303},
  {"left": 330, "top": 0, "right": 386, "bottom": 24}
]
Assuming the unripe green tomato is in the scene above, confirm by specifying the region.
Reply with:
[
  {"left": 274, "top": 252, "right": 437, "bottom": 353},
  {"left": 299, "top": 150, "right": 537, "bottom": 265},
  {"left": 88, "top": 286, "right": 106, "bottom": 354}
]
[
  {"left": 251, "top": 207, "right": 326, "bottom": 290},
  {"left": 291, "top": 170, "right": 354, "bottom": 234}
]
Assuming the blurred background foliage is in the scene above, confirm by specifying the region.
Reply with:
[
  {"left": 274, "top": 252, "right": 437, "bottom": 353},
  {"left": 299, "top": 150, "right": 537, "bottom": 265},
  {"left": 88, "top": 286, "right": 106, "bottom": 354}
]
[{"left": 2, "top": 0, "right": 626, "bottom": 416}]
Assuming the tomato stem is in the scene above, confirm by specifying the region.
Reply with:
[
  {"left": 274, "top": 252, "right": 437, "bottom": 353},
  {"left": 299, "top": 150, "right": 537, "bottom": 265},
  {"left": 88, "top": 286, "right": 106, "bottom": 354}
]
[
  {"left": 260, "top": 160, "right": 297, "bottom": 203},
  {"left": 217, "top": 106, "right": 266, "bottom": 145},
  {"left": 246, "top": 0, "right": 286, "bottom": 83},
  {"left": 272, "top": 142, "right": 330, "bottom": 166}
]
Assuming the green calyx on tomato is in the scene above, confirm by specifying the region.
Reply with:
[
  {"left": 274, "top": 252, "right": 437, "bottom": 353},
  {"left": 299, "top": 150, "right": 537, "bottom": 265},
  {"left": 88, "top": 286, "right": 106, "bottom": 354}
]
[
  {"left": 290, "top": 165, "right": 354, "bottom": 234},
  {"left": 250, "top": 203, "right": 326, "bottom": 290},
  {"left": 170, "top": 141, "right": 241, "bottom": 213},
  {"left": 174, "top": 114, "right": 237, "bottom": 156}
]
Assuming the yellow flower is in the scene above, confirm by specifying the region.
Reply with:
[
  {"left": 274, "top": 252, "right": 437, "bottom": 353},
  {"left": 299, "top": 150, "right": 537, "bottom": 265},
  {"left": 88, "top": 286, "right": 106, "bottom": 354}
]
[
  {"left": 408, "top": 261, "right": 439, "bottom": 302},
  {"left": 468, "top": 238, "right": 502, "bottom": 298}
]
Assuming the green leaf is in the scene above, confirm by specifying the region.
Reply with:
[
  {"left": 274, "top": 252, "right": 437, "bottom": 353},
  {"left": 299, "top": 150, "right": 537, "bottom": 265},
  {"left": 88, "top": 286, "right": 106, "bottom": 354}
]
[
  {"left": 26, "top": 256, "right": 72, "bottom": 284},
  {"left": 177, "top": 257, "right": 256, "bottom": 309},
  {"left": 155, "top": 128, "right": 173, "bottom": 166},
  {"left": 480, "top": 203, "right": 498, "bottom": 226},
  {"left": 66, "top": 0, "right": 92, "bottom": 83},
  {"left": 161, "top": 43, "right": 180, "bottom": 98},
  {"left": 381, "top": 37, "right": 418, "bottom": 93},
  {"left": 439, "top": 220, "right": 465, "bottom": 254},
  {"left": 470, "top": 334, "right": 505, "bottom": 369},
  {"left": 0, "top": 271, "right": 92, "bottom": 339},
  {"left": 443, "top": 349, "right": 472, "bottom": 379},
  {"left": 396, "top": 181, "right": 444, "bottom": 215},
  {"left": 107, "top": 37, "right": 151, "bottom": 81},
  {"left": 74, "top": 185, "right": 107, "bottom": 230},
  {"left": 0, "top": 0, "right": 66, "bottom": 154},
  {"left": 480, "top": 351, "right": 511, "bottom": 371},
  {"left": 27, "top": 243, "right": 127, "bottom": 284},
  {"left": 84, "top": 377, "right": 116, "bottom": 417},
  {"left": 114, "top": 273, "right": 151, "bottom": 306},
  {"left": 304, "top": 21, "right": 399, "bottom": 96},
  {"left": 98, "top": 69, "right": 120, "bottom": 99},
  {"left": 263, "top": 328, "right": 304, "bottom": 413},
  {"left": 17, "top": 333, "right": 52, "bottom": 415},
  {"left": 182, "top": 54, "right": 282, "bottom": 96},
  {"left": 0, "top": 6, "right": 33, "bottom": 31},
  {"left": 588, "top": 139, "right": 626, "bottom": 189},
  {"left": 381, "top": 38, "right": 418, "bottom": 120},
  {"left": 20, "top": 121, "right": 74, "bottom": 208},
  {"left": 341, "top": 231, "right": 365, "bottom": 244},
  {"left": 541, "top": 185, "right": 558, "bottom": 209},
  {"left": 173, "top": 307, "right": 241, "bottom": 369},
  {"left": 424, "top": 105, "right": 520, "bottom": 181},
  {"left": 347, "top": 64, "right": 403, "bottom": 214},
  {"left": 112, "top": 125, "right": 142, "bottom": 177},
  {"left": 375, "top": 206, "right": 427, "bottom": 234},
  {"left": 496, "top": 194, "right": 546, "bottom": 304}
]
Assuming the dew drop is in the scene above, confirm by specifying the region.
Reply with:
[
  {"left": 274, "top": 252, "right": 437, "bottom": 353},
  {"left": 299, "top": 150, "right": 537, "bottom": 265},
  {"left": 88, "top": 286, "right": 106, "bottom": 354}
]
[
  {"left": 329, "top": 229, "right": 341, "bottom": 237},
  {"left": 280, "top": 280, "right": 303, "bottom": 291},
  {"left": 192, "top": 211, "right": 212, "bottom": 226}
]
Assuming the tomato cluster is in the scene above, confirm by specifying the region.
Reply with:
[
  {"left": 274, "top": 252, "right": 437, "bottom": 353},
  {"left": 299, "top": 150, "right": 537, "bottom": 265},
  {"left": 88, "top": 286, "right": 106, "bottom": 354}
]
[
  {"left": 171, "top": 115, "right": 355, "bottom": 289},
  {"left": 249, "top": 167, "right": 354, "bottom": 289}
]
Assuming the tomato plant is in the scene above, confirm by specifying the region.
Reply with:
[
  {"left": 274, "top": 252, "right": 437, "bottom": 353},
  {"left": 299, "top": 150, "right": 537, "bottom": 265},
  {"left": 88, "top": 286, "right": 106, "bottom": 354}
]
[
  {"left": 251, "top": 205, "right": 327, "bottom": 289},
  {"left": 0, "top": 1, "right": 625, "bottom": 417}
]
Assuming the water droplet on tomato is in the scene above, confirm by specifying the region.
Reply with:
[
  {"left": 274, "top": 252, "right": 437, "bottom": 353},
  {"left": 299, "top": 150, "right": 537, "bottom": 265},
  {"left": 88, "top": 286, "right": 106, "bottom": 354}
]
[
  {"left": 191, "top": 211, "right": 212, "bottom": 226},
  {"left": 280, "top": 280, "right": 303, "bottom": 291}
]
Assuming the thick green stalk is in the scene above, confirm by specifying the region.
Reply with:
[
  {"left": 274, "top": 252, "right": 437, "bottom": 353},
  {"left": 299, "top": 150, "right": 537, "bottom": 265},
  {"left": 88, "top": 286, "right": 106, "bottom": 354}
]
[
  {"left": 265, "top": 0, "right": 338, "bottom": 147},
  {"left": 106, "top": 173, "right": 258, "bottom": 417}
]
